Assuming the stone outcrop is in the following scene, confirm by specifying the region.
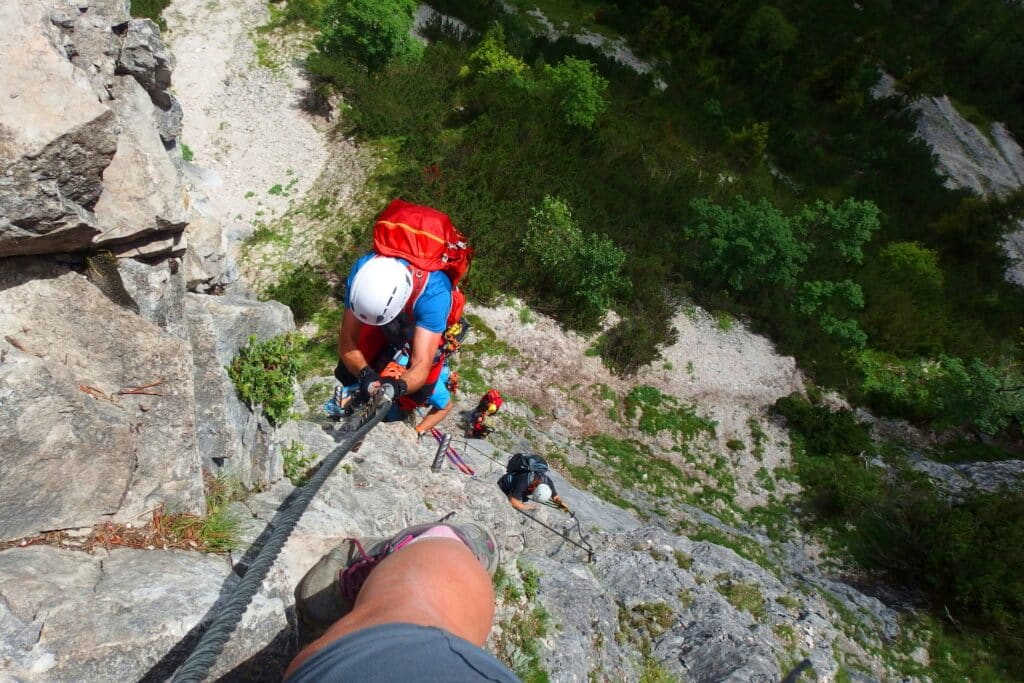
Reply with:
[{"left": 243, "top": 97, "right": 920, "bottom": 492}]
[
  {"left": 0, "top": 260, "right": 203, "bottom": 542},
  {"left": 185, "top": 294, "right": 294, "bottom": 486},
  {"left": 0, "top": 0, "right": 116, "bottom": 256},
  {"left": 872, "top": 72, "right": 1024, "bottom": 287},
  {"left": 0, "top": 416, "right": 899, "bottom": 680},
  {"left": 182, "top": 216, "right": 240, "bottom": 292},
  {"left": 910, "top": 453, "right": 1024, "bottom": 498},
  {"left": 0, "top": 0, "right": 189, "bottom": 259}
]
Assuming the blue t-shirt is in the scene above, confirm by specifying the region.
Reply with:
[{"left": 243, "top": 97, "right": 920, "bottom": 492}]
[
  {"left": 427, "top": 363, "right": 452, "bottom": 410},
  {"left": 346, "top": 253, "right": 452, "bottom": 333}
]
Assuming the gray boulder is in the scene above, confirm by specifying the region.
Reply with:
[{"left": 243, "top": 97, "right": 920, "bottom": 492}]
[
  {"left": 182, "top": 216, "right": 239, "bottom": 292},
  {"left": 0, "top": 545, "right": 291, "bottom": 682},
  {"left": 92, "top": 76, "right": 189, "bottom": 248},
  {"left": 185, "top": 293, "right": 294, "bottom": 486},
  {"left": 115, "top": 18, "right": 175, "bottom": 109},
  {"left": 118, "top": 257, "right": 187, "bottom": 337},
  {"left": 0, "top": 0, "right": 117, "bottom": 257},
  {"left": 0, "top": 260, "right": 204, "bottom": 542}
]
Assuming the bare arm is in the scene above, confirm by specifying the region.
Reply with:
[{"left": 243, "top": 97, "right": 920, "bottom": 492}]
[
  {"left": 508, "top": 496, "right": 536, "bottom": 512},
  {"left": 552, "top": 495, "right": 571, "bottom": 512},
  {"left": 404, "top": 325, "right": 443, "bottom": 394},
  {"left": 339, "top": 308, "right": 369, "bottom": 377}
]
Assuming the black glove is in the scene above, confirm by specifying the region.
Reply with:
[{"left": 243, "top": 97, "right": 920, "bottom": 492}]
[
  {"left": 358, "top": 367, "right": 381, "bottom": 400},
  {"left": 334, "top": 360, "right": 347, "bottom": 384},
  {"left": 381, "top": 377, "right": 408, "bottom": 399}
]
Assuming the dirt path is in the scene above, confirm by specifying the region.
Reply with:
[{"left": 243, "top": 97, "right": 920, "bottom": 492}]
[{"left": 163, "top": 0, "right": 333, "bottom": 268}]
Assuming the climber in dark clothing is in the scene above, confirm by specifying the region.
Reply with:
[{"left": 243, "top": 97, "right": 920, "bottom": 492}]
[{"left": 497, "top": 455, "right": 571, "bottom": 514}]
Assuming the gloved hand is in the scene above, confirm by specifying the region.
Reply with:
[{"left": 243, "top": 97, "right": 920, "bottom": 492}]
[
  {"left": 381, "top": 377, "right": 408, "bottom": 399},
  {"left": 358, "top": 367, "right": 381, "bottom": 400}
]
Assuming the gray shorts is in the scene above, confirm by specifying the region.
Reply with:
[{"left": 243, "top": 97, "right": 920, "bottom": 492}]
[{"left": 285, "top": 622, "right": 520, "bottom": 682}]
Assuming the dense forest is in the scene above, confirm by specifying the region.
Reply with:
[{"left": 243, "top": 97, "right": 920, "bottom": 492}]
[{"left": 237, "top": 0, "right": 1024, "bottom": 678}]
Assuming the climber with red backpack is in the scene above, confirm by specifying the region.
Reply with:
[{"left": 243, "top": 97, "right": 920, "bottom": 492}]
[
  {"left": 466, "top": 389, "right": 502, "bottom": 438},
  {"left": 333, "top": 200, "right": 472, "bottom": 420}
]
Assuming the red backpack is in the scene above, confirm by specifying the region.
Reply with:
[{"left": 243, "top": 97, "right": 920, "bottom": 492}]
[{"left": 373, "top": 199, "right": 473, "bottom": 326}]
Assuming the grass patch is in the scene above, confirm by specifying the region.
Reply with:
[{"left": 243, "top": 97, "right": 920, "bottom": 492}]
[
  {"left": 673, "top": 550, "right": 692, "bottom": 570},
  {"left": 715, "top": 577, "right": 765, "bottom": 621},
  {"left": 587, "top": 434, "right": 689, "bottom": 499},
  {"left": 624, "top": 386, "right": 717, "bottom": 442},
  {"left": 682, "top": 523, "right": 771, "bottom": 570},
  {"left": 495, "top": 562, "right": 551, "bottom": 683},
  {"left": 264, "top": 263, "right": 331, "bottom": 324},
  {"left": 282, "top": 441, "right": 317, "bottom": 486},
  {"left": 180, "top": 143, "right": 194, "bottom": 162}
]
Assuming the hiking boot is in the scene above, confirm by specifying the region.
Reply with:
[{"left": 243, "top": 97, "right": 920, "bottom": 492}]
[{"left": 295, "top": 522, "right": 499, "bottom": 640}]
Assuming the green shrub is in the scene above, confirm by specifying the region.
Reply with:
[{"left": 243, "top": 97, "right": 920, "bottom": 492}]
[
  {"left": 228, "top": 334, "right": 301, "bottom": 424},
  {"left": 130, "top": 0, "right": 171, "bottom": 30},
  {"left": 465, "top": 26, "right": 527, "bottom": 81},
  {"left": 540, "top": 57, "right": 610, "bottom": 130},
  {"left": 264, "top": 264, "right": 330, "bottom": 324},
  {"left": 180, "top": 143, "right": 194, "bottom": 162},
  {"left": 316, "top": 0, "right": 423, "bottom": 71},
  {"left": 524, "top": 195, "right": 627, "bottom": 329},
  {"left": 686, "top": 197, "right": 808, "bottom": 292},
  {"left": 854, "top": 351, "right": 1024, "bottom": 435},
  {"left": 625, "top": 386, "right": 717, "bottom": 440},
  {"left": 773, "top": 393, "right": 871, "bottom": 457}
]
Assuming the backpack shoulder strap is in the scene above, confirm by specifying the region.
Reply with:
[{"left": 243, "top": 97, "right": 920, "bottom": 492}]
[{"left": 403, "top": 265, "right": 429, "bottom": 318}]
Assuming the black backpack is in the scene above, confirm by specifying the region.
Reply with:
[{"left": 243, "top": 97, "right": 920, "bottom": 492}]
[{"left": 506, "top": 453, "right": 548, "bottom": 475}]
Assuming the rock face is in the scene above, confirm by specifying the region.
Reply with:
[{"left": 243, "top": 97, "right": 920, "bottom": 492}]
[
  {"left": 0, "top": 260, "right": 203, "bottom": 541},
  {"left": 0, "top": 416, "right": 898, "bottom": 681},
  {"left": 0, "top": 0, "right": 190, "bottom": 259},
  {"left": 185, "top": 294, "right": 294, "bottom": 486},
  {"left": 0, "top": 0, "right": 116, "bottom": 256},
  {"left": 910, "top": 454, "right": 1024, "bottom": 498},
  {"left": 0, "top": 545, "right": 289, "bottom": 682},
  {"left": 873, "top": 73, "right": 1024, "bottom": 287}
]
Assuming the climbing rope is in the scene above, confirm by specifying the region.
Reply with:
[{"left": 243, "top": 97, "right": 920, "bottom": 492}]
[
  {"left": 515, "top": 508, "right": 595, "bottom": 563},
  {"left": 170, "top": 388, "right": 394, "bottom": 683},
  {"left": 423, "top": 421, "right": 596, "bottom": 562}
]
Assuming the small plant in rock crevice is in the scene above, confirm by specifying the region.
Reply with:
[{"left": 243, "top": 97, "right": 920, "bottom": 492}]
[
  {"left": 228, "top": 334, "right": 301, "bottom": 424},
  {"left": 282, "top": 441, "right": 317, "bottom": 486}
]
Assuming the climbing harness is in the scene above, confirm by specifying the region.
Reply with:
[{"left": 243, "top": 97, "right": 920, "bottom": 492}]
[
  {"left": 170, "top": 387, "right": 395, "bottom": 683},
  {"left": 515, "top": 507, "right": 595, "bottom": 563}
]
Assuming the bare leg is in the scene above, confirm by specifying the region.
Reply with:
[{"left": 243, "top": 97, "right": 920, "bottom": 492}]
[
  {"left": 414, "top": 403, "right": 453, "bottom": 435},
  {"left": 285, "top": 538, "right": 495, "bottom": 677}
]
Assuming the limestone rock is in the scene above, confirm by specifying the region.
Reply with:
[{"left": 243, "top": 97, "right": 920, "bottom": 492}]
[
  {"left": 185, "top": 293, "right": 294, "bottom": 486},
  {"left": 92, "top": 76, "right": 189, "bottom": 247},
  {"left": 118, "top": 257, "right": 187, "bottom": 336},
  {"left": 115, "top": 18, "right": 175, "bottom": 109},
  {"left": 954, "top": 459, "right": 1024, "bottom": 493},
  {"left": 0, "top": 0, "right": 117, "bottom": 257},
  {"left": 0, "top": 260, "right": 203, "bottom": 541},
  {"left": 872, "top": 73, "right": 1024, "bottom": 287},
  {"left": 0, "top": 546, "right": 291, "bottom": 682},
  {"left": 911, "top": 95, "right": 1024, "bottom": 196},
  {"left": 182, "top": 216, "right": 239, "bottom": 292}
]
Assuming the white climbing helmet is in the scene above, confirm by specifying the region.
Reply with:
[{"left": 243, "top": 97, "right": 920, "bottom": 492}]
[
  {"left": 531, "top": 483, "right": 552, "bottom": 504},
  {"left": 349, "top": 257, "right": 413, "bottom": 326}
]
